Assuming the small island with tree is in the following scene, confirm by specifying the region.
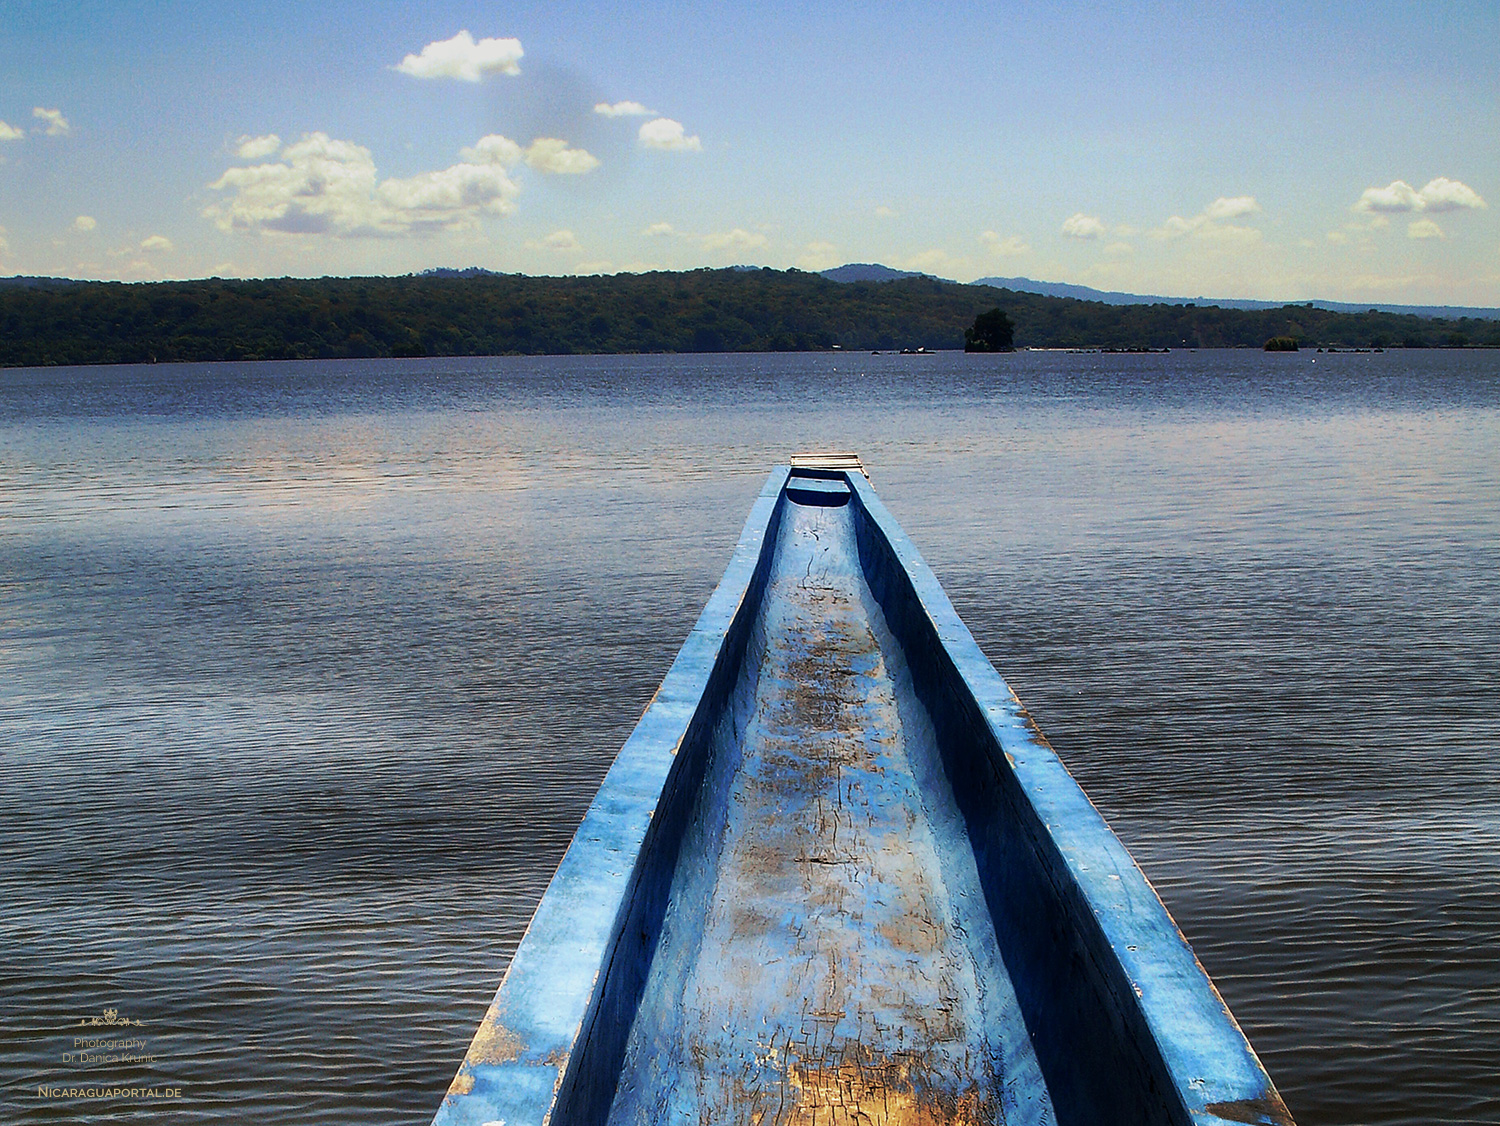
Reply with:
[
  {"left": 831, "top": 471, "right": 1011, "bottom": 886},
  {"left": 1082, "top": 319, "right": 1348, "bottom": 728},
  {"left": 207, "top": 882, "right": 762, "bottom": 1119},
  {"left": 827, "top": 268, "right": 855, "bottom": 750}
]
[{"left": 964, "top": 307, "right": 1016, "bottom": 352}]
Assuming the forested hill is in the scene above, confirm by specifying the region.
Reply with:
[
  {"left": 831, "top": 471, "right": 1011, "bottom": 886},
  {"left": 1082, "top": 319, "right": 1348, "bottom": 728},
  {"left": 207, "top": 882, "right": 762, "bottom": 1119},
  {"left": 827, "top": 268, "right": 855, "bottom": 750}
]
[{"left": 2, "top": 268, "right": 1495, "bottom": 367}]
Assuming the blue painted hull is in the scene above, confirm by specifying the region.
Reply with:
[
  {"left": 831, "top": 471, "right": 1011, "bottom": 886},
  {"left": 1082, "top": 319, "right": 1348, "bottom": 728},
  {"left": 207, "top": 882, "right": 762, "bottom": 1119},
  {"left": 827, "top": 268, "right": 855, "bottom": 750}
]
[{"left": 433, "top": 466, "right": 1293, "bottom": 1126}]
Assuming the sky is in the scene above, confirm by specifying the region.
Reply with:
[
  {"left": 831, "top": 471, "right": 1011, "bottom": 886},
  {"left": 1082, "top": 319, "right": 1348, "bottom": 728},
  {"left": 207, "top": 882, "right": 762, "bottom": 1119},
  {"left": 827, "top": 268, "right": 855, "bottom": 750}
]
[{"left": 1, "top": 0, "right": 1497, "bottom": 304}]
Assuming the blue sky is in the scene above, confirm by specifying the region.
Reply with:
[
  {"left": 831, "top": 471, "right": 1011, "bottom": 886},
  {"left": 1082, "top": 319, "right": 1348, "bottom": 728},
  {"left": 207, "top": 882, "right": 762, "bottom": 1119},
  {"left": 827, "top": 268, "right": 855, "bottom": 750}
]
[{"left": 1, "top": 0, "right": 1496, "bottom": 303}]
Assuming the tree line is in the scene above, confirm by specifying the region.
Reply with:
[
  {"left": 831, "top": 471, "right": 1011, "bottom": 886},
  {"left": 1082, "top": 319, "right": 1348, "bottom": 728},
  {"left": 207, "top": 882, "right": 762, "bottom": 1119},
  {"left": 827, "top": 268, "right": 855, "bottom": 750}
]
[{"left": 1, "top": 268, "right": 1494, "bottom": 367}]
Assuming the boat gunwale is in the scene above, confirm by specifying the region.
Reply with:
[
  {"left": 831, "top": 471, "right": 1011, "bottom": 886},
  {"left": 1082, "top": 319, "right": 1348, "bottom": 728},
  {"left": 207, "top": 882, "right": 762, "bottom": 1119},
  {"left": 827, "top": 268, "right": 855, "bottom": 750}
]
[
  {"left": 431, "top": 465, "right": 792, "bottom": 1126},
  {"left": 844, "top": 470, "right": 1292, "bottom": 1126}
]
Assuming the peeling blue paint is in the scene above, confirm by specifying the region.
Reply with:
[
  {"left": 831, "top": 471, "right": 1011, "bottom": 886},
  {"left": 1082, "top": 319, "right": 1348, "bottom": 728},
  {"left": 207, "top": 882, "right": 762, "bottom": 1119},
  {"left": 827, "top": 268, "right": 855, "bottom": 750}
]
[{"left": 432, "top": 465, "right": 1292, "bottom": 1126}]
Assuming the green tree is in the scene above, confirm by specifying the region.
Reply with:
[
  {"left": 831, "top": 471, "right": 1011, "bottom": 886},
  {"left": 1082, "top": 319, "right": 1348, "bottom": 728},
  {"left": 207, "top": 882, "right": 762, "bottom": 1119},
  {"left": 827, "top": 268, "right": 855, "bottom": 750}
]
[{"left": 964, "top": 307, "right": 1015, "bottom": 352}]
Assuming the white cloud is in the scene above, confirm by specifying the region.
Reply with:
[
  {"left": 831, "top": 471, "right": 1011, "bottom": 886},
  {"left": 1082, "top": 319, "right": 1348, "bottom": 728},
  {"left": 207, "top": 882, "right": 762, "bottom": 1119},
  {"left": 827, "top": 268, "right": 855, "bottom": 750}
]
[
  {"left": 1355, "top": 177, "right": 1486, "bottom": 214},
  {"left": 74, "top": 215, "right": 97, "bottom": 232},
  {"left": 594, "top": 101, "right": 653, "bottom": 118},
  {"left": 1205, "top": 195, "right": 1260, "bottom": 220},
  {"left": 33, "top": 107, "right": 70, "bottom": 136},
  {"left": 0, "top": 226, "right": 9, "bottom": 256},
  {"left": 1408, "top": 218, "right": 1445, "bottom": 240},
  {"left": 873, "top": 205, "right": 897, "bottom": 218},
  {"left": 902, "top": 248, "right": 962, "bottom": 274},
  {"left": 1151, "top": 196, "right": 1263, "bottom": 245},
  {"left": 375, "top": 163, "right": 517, "bottom": 221},
  {"left": 577, "top": 260, "right": 613, "bottom": 274},
  {"left": 701, "top": 228, "right": 766, "bottom": 252},
  {"left": 1061, "top": 212, "right": 1106, "bottom": 239},
  {"left": 639, "top": 117, "right": 701, "bottom": 151},
  {"left": 139, "top": 234, "right": 173, "bottom": 252},
  {"left": 1103, "top": 241, "right": 1133, "bottom": 256},
  {"left": 641, "top": 222, "right": 676, "bottom": 237},
  {"left": 544, "top": 229, "right": 582, "bottom": 252},
  {"left": 236, "top": 134, "right": 281, "bottom": 160},
  {"left": 1355, "top": 180, "right": 1421, "bottom": 213},
  {"left": 980, "top": 231, "right": 1029, "bottom": 256},
  {"left": 1155, "top": 215, "right": 1200, "bottom": 238},
  {"left": 460, "top": 134, "right": 524, "bottom": 166},
  {"left": 0, "top": 121, "right": 23, "bottom": 142},
  {"left": 395, "top": 31, "right": 523, "bottom": 81},
  {"left": 205, "top": 131, "right": 521, "bottom": 237},
  {"left": 1414, "top": 177, "right": 1486, "bottom": 213},
  {"left": 1198, "top": 223, "right": 1263, "bottom": 247},
  {"left": 456, "top": 134, "right": 597, "bottom": 175},
  {"left": 795, "top": 240, "right": 840, "bottom": 270},
  {"left": 522, "top": 138, "right": 599, "bottom": 175}
]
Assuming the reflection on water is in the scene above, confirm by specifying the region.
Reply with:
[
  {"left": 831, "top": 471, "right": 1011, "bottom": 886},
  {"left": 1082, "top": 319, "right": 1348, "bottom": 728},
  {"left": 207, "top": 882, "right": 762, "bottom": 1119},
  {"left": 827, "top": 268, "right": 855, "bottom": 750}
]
[{"left": 1, "top": 350, "right": 1497, "bottom": 1124}]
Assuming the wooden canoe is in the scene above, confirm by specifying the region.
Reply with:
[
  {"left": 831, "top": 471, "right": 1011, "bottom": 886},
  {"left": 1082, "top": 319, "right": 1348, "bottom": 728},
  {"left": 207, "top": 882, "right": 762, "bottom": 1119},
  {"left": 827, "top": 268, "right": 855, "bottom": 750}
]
[{"left": 432, "top": 459, "right": 1293, "bottom": 1126}]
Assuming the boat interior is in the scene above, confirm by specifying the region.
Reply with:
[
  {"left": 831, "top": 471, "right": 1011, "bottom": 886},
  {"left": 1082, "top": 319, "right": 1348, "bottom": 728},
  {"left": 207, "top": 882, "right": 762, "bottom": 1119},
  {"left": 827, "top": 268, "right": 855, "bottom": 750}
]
[{"left": 544, "top": 464, "right": 1206, "bottom": 1126}]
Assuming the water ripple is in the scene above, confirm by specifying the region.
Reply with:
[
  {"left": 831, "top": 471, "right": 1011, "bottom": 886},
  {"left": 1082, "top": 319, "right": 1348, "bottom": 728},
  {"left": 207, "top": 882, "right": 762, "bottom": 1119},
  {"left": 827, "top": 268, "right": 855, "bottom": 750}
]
[{"left": 2, "top": 350, "right": 1497, "bottom": 1124}]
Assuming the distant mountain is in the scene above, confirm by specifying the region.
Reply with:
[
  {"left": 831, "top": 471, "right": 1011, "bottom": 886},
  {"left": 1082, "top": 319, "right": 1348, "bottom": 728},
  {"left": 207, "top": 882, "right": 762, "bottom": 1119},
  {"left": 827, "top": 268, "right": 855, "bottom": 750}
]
[
  {"left": 819, "top": 263, "right": 928, "bottom": 283},
  {"left": 419, "top": 267, "right": 504, "bottom": 279},
  {"left": 817, "top": 264, "right": 1497, "bottom": 321},
  {"left": 972, "top": 274, "right": 1500, "bottom": 321},
  {"left": 970, "top": 275, "right": 1259, "bottom": 307}
]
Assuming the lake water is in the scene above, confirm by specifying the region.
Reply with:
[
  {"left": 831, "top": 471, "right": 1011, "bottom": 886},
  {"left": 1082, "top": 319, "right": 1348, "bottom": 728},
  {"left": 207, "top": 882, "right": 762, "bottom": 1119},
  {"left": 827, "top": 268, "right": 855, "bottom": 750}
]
[{"left": 1, "top": 350, "right": 1497, "bottom": 1125}]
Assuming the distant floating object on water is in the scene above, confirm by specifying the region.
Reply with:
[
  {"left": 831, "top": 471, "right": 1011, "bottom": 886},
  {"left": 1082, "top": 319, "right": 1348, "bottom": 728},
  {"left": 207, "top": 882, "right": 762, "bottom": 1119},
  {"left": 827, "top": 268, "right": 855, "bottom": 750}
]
[{"left": 1061, "top": 346, "right": 1170, "bottom": 354}]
